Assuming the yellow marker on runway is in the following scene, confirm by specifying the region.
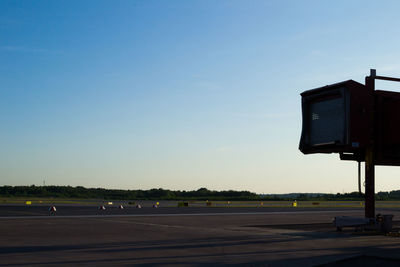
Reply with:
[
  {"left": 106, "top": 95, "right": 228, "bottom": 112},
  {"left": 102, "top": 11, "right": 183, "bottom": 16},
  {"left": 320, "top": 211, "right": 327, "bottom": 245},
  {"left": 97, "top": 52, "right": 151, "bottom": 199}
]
[
  {"left": 292, "top": 201, "right": 297, "bottom": 207},
  {"left": 26, "top": 201, "right": 32, "bottom": 205}
]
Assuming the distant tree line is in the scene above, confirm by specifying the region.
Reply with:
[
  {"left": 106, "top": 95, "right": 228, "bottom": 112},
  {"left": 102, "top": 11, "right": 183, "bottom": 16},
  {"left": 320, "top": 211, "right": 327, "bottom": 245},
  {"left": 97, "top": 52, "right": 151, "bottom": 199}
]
[
  {"left": 1, "top": 185, "right": 400, "bottom": 201},
  {"left": 0, "top": 186, "right": 258, "bottom": 200}
]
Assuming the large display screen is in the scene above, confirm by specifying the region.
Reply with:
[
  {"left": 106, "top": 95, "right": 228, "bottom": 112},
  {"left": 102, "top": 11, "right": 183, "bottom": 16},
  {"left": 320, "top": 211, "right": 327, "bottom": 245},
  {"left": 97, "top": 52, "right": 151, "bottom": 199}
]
[
  {"left": 308, "top": 95, "right": 346, "bottom": 146},
  {"left": 299, "top": 80, "right": 371, "bottom": 156}
]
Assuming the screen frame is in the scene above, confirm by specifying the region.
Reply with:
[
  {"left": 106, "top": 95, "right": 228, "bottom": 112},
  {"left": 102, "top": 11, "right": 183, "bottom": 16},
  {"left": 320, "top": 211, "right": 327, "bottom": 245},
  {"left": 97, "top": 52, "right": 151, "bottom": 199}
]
[{"left": 300, "top": 86, "right": 350, "bottom": 153}]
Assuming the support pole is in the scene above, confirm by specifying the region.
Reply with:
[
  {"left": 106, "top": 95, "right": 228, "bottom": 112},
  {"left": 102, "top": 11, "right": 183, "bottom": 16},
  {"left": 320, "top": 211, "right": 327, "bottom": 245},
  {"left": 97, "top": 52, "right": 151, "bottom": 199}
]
[
  {"left": 358, "top": 161, "right": 362, "bottom": 195},
  {"left": 365, "top": 69, "right": 376, "bottom": 218},
  {"left": 365, "top": 147, "right": 375, "bottom": 218}
]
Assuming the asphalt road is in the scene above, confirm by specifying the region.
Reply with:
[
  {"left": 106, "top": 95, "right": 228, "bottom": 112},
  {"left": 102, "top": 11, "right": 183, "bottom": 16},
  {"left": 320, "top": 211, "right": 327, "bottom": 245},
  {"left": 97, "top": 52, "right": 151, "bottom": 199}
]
[
  {"left": 1, "top": 205, "right": 400, "bottom": 266},
  {"left": 0, "top": 204, "right": 371, "bottom": 218}
]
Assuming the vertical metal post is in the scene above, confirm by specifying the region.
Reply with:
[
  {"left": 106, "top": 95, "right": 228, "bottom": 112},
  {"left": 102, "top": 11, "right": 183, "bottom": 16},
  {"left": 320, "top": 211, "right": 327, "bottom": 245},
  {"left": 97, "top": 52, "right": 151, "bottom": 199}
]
[
  {"left": 358, "top": 161, "right": 362, "bottom": 195},
  {"left": 365, "top": 147, "right": 375, "bottom": 218},
  {"left": 365, "top": 69, "right": 376, "bottom": 218}
]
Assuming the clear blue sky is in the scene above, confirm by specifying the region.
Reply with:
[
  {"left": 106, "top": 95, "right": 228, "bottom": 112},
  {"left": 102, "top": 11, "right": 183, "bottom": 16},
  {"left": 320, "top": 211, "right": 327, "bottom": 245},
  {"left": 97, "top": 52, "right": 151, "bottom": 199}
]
[{"left": 2, "top": 0, "right": 400, "bottom": 193}]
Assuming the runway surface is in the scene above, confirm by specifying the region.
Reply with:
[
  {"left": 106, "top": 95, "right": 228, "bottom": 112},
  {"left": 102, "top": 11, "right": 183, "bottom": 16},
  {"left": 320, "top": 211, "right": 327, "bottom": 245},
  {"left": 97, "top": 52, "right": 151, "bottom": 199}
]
[
  {"left": 1, "top": 205, "right": 400, "bottom": 266},
  {"left": 0, "top": 204, "right": 370, "bottom": 218}
]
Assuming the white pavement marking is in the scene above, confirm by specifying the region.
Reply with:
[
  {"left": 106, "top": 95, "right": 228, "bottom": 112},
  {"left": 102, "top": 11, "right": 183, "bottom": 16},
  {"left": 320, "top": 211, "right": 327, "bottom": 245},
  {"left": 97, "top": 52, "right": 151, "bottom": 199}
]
[{"left": 0, "top": 210, "right": 363, "bottom": 219}]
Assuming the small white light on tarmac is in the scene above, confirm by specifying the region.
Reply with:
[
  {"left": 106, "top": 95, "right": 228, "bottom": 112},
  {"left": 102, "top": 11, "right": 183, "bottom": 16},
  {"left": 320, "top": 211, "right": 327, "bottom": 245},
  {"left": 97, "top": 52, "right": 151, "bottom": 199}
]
[
  {"left": 118, "top": 205, "right": 124, "bottom": 209},
  {"left": 49, "top": 206, "right": 57, "bottom": 212},
  {"left": 99, "top": 205, "right": 106, "bottom": 210},
  {"left": 136, "top": 204, "right": 142, "bottom": 208}
]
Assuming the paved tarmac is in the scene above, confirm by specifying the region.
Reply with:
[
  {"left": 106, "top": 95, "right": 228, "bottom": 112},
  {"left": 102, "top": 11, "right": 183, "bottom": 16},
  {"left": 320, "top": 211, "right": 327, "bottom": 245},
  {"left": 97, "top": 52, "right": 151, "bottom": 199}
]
[
  {"left": 0, "top": 204, "right": 371, "bottom": 217},
  {"left": 1, "top": 205, "right": 400, "bottom": 266}
]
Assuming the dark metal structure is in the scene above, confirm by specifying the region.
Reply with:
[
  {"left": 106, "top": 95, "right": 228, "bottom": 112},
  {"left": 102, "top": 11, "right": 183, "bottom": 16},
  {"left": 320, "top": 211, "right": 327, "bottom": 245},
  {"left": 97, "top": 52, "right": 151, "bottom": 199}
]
[
  {"left": 299, "top": 69, "right": 400, "bottom": 218},
  {"left": 299, "top": 80, "right": 372, "bottom": 157}
]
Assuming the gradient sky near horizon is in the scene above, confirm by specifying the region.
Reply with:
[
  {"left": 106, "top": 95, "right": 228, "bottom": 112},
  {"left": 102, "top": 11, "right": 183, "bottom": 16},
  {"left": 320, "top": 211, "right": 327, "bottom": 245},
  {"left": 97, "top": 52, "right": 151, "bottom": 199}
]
[{"left": 2, "top": 0, "right": 400, "bottom": 193}]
